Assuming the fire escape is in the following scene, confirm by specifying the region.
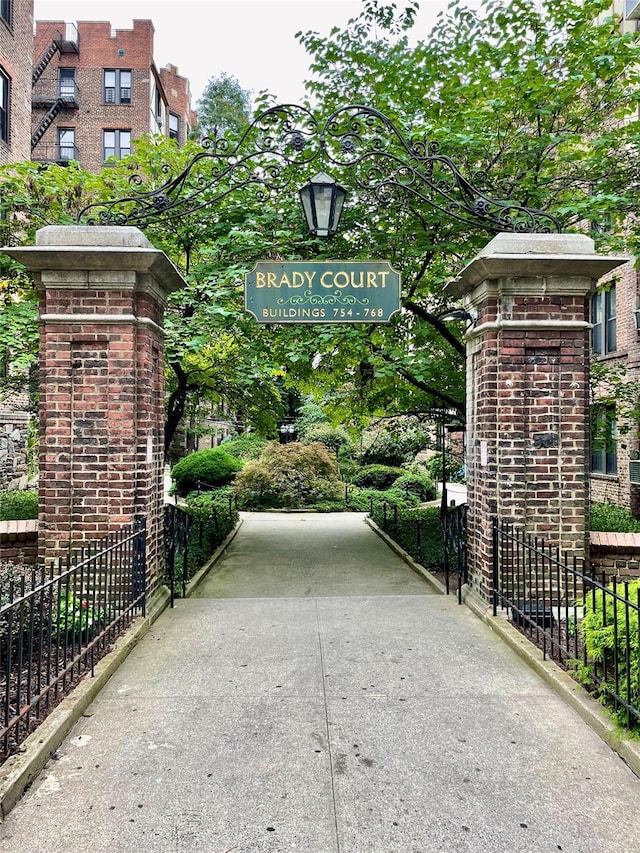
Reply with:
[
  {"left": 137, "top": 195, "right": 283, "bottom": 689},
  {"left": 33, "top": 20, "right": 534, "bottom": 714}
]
[{"left": 31, "top": 24, "right": 79, "bottom": 161}]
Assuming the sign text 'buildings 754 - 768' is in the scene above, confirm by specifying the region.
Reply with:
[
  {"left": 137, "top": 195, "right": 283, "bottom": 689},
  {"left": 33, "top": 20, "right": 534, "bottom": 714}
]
[{"left": 245, "top": 261, "right": 402, "bottom": 324}]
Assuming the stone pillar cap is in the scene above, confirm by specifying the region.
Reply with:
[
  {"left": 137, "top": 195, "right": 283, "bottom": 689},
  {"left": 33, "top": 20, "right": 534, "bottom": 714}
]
[
  {"left": 446, "top": 232, "right": 628, "bottom": 297},
  {"left": 2, "top": 226, "right": 185, "bottom": 294}
]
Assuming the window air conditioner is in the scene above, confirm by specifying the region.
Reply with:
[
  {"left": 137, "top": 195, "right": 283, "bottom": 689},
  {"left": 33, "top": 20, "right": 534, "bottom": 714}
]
[{"left": 629, "top": 461, "right": 640, "bottom": 485}]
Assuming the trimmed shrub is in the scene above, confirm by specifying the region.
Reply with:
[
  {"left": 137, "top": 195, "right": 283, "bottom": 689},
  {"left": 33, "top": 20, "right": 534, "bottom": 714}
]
[
  {"left": 392, "top": 473, "right": 436, "bottom": 502},
  {"left": 347, "top": 487, "right": 417, "bottom": 512},
  {"left": 171, "top": 448, "right": 243, "bottom": 496},
  {"left": 234, "top": 441, "right": 342, "bottom": 509},
  {"left": 351, "top": 464, "right": 406, "bottom": 491},
  {"left": 0, "top": 490, "right": 38, "bottom": 521},
  {"left": 220, "top": 434, "right": 268, "bottom": 461},
  {"left": 371, "top": 504, "right": 445, "bottom": 570},
  {"left": 590, "top": 501, "right": 640, "bottom": 533}
]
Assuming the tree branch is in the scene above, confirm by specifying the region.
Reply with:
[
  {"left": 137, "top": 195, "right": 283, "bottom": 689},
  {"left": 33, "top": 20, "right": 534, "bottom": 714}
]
[{"left": 403, "top": 300, "right": 466, "bottom": 358}]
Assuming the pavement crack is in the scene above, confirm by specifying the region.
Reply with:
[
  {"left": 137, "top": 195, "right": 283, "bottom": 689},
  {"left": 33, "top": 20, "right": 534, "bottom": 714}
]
[{"left": 316, "top": 599, "right": 342, "bottom": 853}]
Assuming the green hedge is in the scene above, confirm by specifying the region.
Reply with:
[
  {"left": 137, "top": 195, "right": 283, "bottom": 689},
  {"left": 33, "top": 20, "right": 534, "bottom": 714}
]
[
  {"left": 171, "top": 448, "right": 243, "bottom": 496},
  {"left": 590, "top": 501, "right": 640, "bottom": 533},
  {"left": 165, "top": 490, "right": 239, "bottom": 595},
  {"left": 351, "top": 464, "right": 406, "bottom": 490},
  {"left": 371, "top": 503, "right": 445, "bottom": 570},
  {"left": 0, "top": 490, "right": 38, "bottom": 520}
]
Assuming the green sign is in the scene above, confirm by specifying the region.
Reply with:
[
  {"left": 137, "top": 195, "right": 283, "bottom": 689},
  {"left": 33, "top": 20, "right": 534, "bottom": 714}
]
[{"left": 245, "top": 260, "right": 401, "bottom": 324}]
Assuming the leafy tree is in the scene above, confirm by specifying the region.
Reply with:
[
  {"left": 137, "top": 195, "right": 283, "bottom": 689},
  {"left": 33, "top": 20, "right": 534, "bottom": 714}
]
[{"left": 196, "top": 73, "right": 252, "bottom": 139}]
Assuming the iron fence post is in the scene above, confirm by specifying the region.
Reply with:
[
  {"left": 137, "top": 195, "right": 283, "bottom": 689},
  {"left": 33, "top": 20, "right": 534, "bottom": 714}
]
[{"left": 492, "top": 517, "right": 499, "bottom": 617}]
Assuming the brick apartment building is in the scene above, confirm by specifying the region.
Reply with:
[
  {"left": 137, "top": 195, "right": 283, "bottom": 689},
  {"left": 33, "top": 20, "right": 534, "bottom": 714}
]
[
  {"left": 0, "top": 0, "right": 34, "bottom": 165},
  {"left": 588, "top": 1, "right": 640, "bottom": 514},
  {"left": 31, "top": 19, "right": 195, "bottom": 172}
]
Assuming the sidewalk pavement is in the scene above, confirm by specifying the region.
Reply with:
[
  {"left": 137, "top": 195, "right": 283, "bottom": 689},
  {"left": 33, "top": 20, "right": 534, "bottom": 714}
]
[{"left": 1, "top": 512, "right": 639, "bottom": 852}]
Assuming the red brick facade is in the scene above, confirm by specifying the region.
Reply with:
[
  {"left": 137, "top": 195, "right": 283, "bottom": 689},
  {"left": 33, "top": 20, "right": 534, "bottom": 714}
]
[
  {"left": 450, "top": 233, "right": 627, "bottom": 599},
  {"left": 0, "top": 0, "right": 33, "bottom": 164},
  {"left": 0, "top": 519, "right": 38, "bottom": 565},
  {"left": 6, "top": 226, "right": 184, "bottom": 593},
  {"left": 590, "top": 261, "right": 640, "bottom": 513},
  {"left": 31, "top": 19, "right": 193, "bottom": 172}
]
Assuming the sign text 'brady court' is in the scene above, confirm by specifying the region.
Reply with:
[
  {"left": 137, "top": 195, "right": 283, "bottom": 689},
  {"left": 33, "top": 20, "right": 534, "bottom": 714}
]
[{"left": 245, "top": 261, "right": 401, "bottom": 324}]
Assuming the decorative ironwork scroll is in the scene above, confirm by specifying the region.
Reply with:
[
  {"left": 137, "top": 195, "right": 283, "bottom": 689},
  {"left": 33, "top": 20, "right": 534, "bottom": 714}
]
[{"left": 78, "top": 104, "right": 561, "bottom": 234}]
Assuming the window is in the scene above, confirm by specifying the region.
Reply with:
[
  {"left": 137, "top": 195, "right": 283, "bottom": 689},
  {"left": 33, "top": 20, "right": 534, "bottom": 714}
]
[
  {"left": 591, "top": 284, "right": 616, "bottom": 355},
  {"left": 57, "top": 128, "right": 75, "bottom": 161},
  {"left": 103, "top": 69, "right": 131, "bottom": 104},
  {"left": 169, "top": 113, "right": 180, "bottom": 142},
  {"left": 59, "top": 68, "right": 76, "bottom": 100},
  {"left": 0, "top": 1, "right": 10, "bottom": 27},
  {"left": 591, "top": 405, "right": 617, "bottom": 475},
  {"left": 103, "top": 129, "right": 131, "bottom": 161},
  {"left": 0, "top": 69, "right": 8, "bottom": 144}
]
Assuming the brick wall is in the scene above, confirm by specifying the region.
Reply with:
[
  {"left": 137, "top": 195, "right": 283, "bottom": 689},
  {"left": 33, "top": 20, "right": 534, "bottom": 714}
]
[
  {"left": 450, "top": 232, "right": 626, "bottom": 601},
  {"left": 0, "top": 519, "right": 38, "bottom": 566},
  {"left": 0, "top": 0, "right": 33, "bottom": 164},
  {"left": 159, "top": 63, "right": 196, "bottom": 143},
  {"left": 590, "top": 262, "right": 640, "bottom": 513},
  {"left": 590, "top": 531, "right": 640, "bottom": 581},
  {"left": 32, "top": 19, "right": 194, "bottom": 173}
]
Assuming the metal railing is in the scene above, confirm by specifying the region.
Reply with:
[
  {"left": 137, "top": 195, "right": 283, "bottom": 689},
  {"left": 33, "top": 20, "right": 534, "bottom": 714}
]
[
  {"left": 0, "top": 517, "right": 146, "bottom": 761},
  {"left": 442, "top": 503, "right": 468, "bottom": 602},
  {"left": 164, "top": 496, "right": 238, "bottom": 605},
  {"left": 493, "top": 519, "right": 640, "bottom": 729}
]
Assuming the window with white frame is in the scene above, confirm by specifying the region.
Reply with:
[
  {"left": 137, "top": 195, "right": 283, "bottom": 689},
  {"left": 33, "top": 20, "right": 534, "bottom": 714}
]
[
  {"left": 103, "top": 129, "right": 131, "bottom": 161},
  {"left": 58, "top": 127, "right": 75, "bottom": 161},
  {"left": 169, "top": 113, "right": 180, "bottom": 142},
  {"left": 590, "top": 405, "right": 617, "bottom": 475},
  {"left": 104, "top": 69, "right": 131, "bottom": 104},
  {"left": 0, "top": 69, "right": 8, "bottom": 144},
  {"left": 59, "top": 68, "right": 76, "bottom": 99},
  {"left": 590, "top": 284, "right": 616, "bottom": 356}
]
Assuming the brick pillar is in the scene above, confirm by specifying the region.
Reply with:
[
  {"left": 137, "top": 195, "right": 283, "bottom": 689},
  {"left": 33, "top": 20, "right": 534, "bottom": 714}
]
[
  {"left": 5, "top": 226, "right": 184, "bottom": 594},
  {"left": 448, "top": 233, "right": 627, "bottom": 601}
]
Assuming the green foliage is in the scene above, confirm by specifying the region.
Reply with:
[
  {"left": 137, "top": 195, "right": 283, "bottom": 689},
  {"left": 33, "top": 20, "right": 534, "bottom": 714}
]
[
  {"left": 171, "top": 448, "right": 243, "bottom": 496},
  {"left": 347, "top": 486, "right": 417, "bottom": 512},
  {"left": 0, "top": 490, "right": 38, "bottom": 520},
  {"left": 351, "top": 465, "right": 406, "bottom": 490},
  {"left": 196, "top": 73, "right": 252, "bottom": 139},
  {"left": 590, "top": 502, "right": 640, "bottom": 533},
  {"left": 361, "top": 420, "right": 431, "bottom": 466},
  {"left": 165, "top": 491, "right": 239, "bottom": 596},
  {"left": 234, "top": 441, "right": 342, "bottom": 508},
  {"left": 371, "top": 504, "right": 445, "bottom": 569},
  {"left": 392, "top": 473, "right": 436, "bottom": 502},
  {"left": 573, "top": 579, "right": 640, "bottom": 728},
  {"left": 52, "top": 590, "right": 104, "bottom": 639},
  {"left": 301, "top": 422, "right": 352, "bottom": 455},
  {"left": 219, "top": 433, "right": 268, "bottom": 460},
  {"left": 294, "top": 398, "right": 328, "bottom": 439},
  {"left": 427, "top": 452, "right": 464, "bottom": 483}
]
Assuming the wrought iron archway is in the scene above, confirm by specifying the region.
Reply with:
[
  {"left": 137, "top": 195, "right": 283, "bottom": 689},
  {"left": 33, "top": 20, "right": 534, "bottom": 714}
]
[{"left": 78, "top": 104, "right": 561, "bottom": 235}]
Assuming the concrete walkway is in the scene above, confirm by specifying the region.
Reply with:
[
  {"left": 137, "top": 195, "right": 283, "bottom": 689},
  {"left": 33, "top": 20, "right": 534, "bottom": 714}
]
[{"left": 1, "top": 512, "right": 639, "bottom": 852}]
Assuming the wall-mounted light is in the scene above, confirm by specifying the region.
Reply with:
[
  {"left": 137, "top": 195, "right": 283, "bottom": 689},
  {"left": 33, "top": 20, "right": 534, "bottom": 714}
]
[
  {"left": 440, "top": 308, "right": 478, "bottom": 324},
  {"left": 298, "top": 171, "right": 347, "bottom": 238}
]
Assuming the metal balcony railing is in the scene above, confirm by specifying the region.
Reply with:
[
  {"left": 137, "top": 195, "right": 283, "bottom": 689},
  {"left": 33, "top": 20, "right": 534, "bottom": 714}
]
[{"left": 32, "top": 142, "right": 80, "bottom": 164}]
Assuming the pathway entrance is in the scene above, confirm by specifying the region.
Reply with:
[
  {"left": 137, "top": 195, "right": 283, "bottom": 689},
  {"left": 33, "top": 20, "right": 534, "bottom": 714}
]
[{"left": 1, "top": 513, "right": 639, "bottom": 852}]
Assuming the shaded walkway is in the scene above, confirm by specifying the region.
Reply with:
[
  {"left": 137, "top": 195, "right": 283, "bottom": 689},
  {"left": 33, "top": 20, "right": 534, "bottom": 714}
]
[{"left": 1, "top": 513, "right": 639, "bottom": 852}]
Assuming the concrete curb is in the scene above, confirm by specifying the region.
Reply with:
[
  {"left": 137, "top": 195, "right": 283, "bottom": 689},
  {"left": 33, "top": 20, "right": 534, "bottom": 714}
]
[
  {"left": 461, "top": 586, "right": 640, "bottom": 779},
  {"left": 184, "top": 517, "right": 244, "bottom": 597},
  {"left": 0, "top": 586, "right": 171, "bottom": 821},
  {"left": 0, "top": 517, "right": 245, "bottom": 819},
  {"left": 365, "top": 516, "right": 446, "bottom": 595},
  {"left": 367, "top": 515, "right": 640, "bottom": 779}
]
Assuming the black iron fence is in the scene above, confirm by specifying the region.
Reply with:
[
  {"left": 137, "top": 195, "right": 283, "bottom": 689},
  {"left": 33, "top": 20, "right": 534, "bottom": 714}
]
[
  {"left": 164, "top": 496, "right": 238, "bottom": 604},
  {"left": 493, "top": 519, "right": 640, "bottom": 730},
  {"left": 0, "top": 517, "right": 146, "bottom": 761},
  {"left": 369, "top": 500, "right": 468, "bottom": 596}
]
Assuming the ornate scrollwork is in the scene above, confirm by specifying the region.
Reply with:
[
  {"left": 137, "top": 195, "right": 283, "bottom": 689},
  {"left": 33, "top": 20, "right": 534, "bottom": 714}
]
[{"left": 78, "top": 103, "right": 561, "bottom": 234}]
